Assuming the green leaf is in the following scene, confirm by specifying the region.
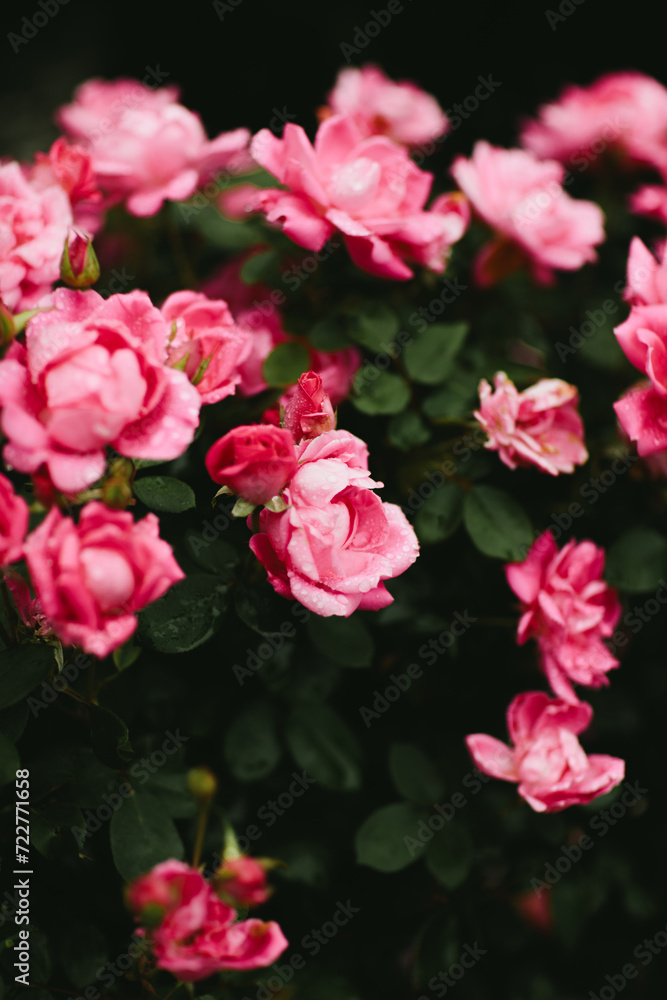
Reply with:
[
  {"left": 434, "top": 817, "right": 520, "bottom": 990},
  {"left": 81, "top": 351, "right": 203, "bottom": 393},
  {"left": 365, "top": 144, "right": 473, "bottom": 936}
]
[
  {"left": 137, "top": 574, "right": 228, "bottom": 653},
  {"left": 414, "top": 484, "right": 464, "bottom": 545},
  {"left": 404, "top": 323, "right": 469, "bottom": 384},
  {"left": 134, "top": 475, "right": 196, "bottom": 513},
  {"left": 352, "top": 370, "right": 411, "bottom": 415},
  {"left": 263, "top": 342, "right": 311, "bottom": 387},
  {"left": 343, "top": 300, "right": 400, "bottom": 352},
  {"left": 463, "top": 485, "right": 533, "bottom": 561},
  {"left": 112, "top": 640, "right": 141, "bottom": 672},
  {"left": 187, "top": 535, "right": 240, "bottom": 579},
  {"left": 224, "top": 701, "right": 282, "bottom": 782},
  {"left": 110, "top": 788, "right": 184, "bottom": 881},
  {"left": 234, "top": 580, "right": 293, "bottom": 638},
  {"left": 605, "top": 527, "right": 667, "bottom": 593},
  {"left": 148, "top": 770, "right": 197, "bottom": 819},
  {"left": 0, "top": 733, "right": 19, "bottom": 786},
  {"left": 30, "top": 802, "right": 85, "bottom": 858},
  {"left": 387, "top": 411, "right": 431, "bottom": 450},
  {"left": 90, "top": 705, "right": 133, "bottom": 770},
  {"left": 0, "top": 700, "right": 29, "bottom": 743},
  {"left": 0, "top": 644, "right": 55, "bottom": 710},
  {"left": 309, "top": 315, "right": 352, "bottom": 352},
  {"left": 286, "top": 704, "right": 362, "bottom": 791},
  {"left": 388, "top": 743, "right": 445, "bottom": 805},
  {"left": 355, "top": 802, "right": 423, "bottom": 872},
  {"left": 426, "top": 824, "right": 474, "bottom": 888},
  {"left": 240, "top": 249, "right": 280, "bottom": 284},
  {"left": 58, "top": 922, "right": 108, "bottom": 989},
  {"left": 307, "top": 615, "right": 374, "bottom": 667}
]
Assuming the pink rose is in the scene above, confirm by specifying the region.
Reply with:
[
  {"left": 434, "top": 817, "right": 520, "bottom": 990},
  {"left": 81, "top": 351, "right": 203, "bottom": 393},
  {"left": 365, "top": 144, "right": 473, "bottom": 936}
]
[
  {"left": 57, "top": 78, "right": 251, "bottom": 217},
  {"left": 324, "top": 65, "right": 449, "bottom": 148},
  {"left": 466, "top": 691, "right": 625, "bottom": 812},
  {"left": 505, "top": 530, "right": 621, "bottom": 702},
  {"left": 160, "top": 290, "right": 251, "bottom": 404},
  {"left": 451, "top": 141, "right": 604, "bottom": 286},
  {"left": 216, "top": 857, "right": 271, "bottom": 908},
  {"left": 0, "top": 287, "right": 201, "bottom": 493},
  {"left": 128, "top": 860, "right": 288, "bottom": 981},
  {"left": 202, "top": 259, "right": 361, "bottom": 403},
  {"left": 23, "top": 501, "right": 184, "bottom": 657},
  {"left": 474, "top": 372, "right": 588, "bottom": 475},
  {"left": 613, "top": 303, "right": 667, "bottom": 455},
  {"left": 206, "top": 425, "right": 298, "bottom": 506},
  {"left": 249, "top": 116, "right": 468, "bottom": 279},
  {"left": 249, "top": 429, "right": 419, "bottom": 616},
  {"left": 0, "top": 160, "right": 72, "bottom": 312},
  {"left": 520, "top": 73, "right": 667, "bottom": 174},
  {"left": 624, "top": 236, "right": 667, "bottom": 306},
  {"left": 0, "top": 474, "right": 29, "bottom": 567},
  {"left": 282, "top": 370, "right": 335, "bottom": 442},
  {"left": 31, "top": 137, "right": 103, "bottom": 235},
  {"left": 630, "top": 185, "right": 667, "bottom": 225}
]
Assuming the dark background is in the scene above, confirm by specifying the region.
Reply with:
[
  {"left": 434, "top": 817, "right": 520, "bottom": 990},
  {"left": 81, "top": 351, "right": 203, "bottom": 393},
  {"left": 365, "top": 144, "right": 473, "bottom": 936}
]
[{"left": 0, "top": 0, "right": 663, "bottom": 165}]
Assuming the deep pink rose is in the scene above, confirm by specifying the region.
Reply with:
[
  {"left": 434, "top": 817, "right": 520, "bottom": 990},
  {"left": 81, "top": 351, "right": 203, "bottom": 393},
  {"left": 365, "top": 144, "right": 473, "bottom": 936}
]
[
  {"left": 451, "top": 141, "right": 604, "bottom": 286},
  {"left": 31, "top": 137, "right": 104, "bottom": 235},
  {"left": 206, "top": 425, "right": 298, "bottom": 506},
  {"left": 613, "top": 302, "right": 667, "bottom": 455},
  {"left": 249, "top": 116, "right": 468, "bottom": 279},
  {"left": 57, "top": 78, "right": 251, "bottom": 217},
  {"left": 475, "top": 372, "right": 588, "bottom": 475},
  {"left": 282, "top": 370, "right": 335, "bottom": 442},
  {"left": 624, "top": 236, "right": 667, "bottom": 306},
  {"left": 249, "top": 429, "right": 419, "bottom": 616},
  {"left": 520, "top": 72, "right": 667, "bottom": 174},
  {"left": 324, "top": 65, "right": 449, "bottom": 148},
  {"left": 128, "top": 860, "right": 288, "bottom": 982},
  {"left": 161, "top": 290, "right": 251, "bottom": 404},
  {"left": 216, "top": 857, "right": 271, "bottom": 908},
  {"left": 0, "top": 474, "right": 29, "bottom": 567},
  {"left": 0, "top": 287, "right": 201, "bottom": 493},
  {"left": 23, "top": 501, "right": 184, "bottom": 657},
  {"left": 466, "top": 691, "right": 625, "bottom": 812},
  {"left": 202, "top": 259, "right": 362, "bottom": 404},
  {"left": 630, "top": 185, "right": 667, "bottom": 225},
  {"left": 0, "top": 160, "right": 72, "bottom": 312},
  {"left": 505, "top": 530, "right": 621, "bottom": 702}
]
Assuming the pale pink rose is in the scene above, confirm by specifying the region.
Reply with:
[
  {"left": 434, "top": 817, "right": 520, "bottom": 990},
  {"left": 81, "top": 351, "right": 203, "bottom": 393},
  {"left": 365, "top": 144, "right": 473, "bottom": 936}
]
[
  {"left": 216, "top": 857, "right": 271, "bottom": 908},
  {"left": 57, "top": 78, "right": 251, "bottom": 217},
  {"left": 466, "top": 691, "right": 625, "bottom": 812},
  {"left": 325, "top": 65, "right": 449, "bottom": 148},
  {"left": 282, "top": 370, "right": 335, "bottom": 441},
  {"left": 31, "top": 137, "right": 104, "bottom": 235},
  {"left": 613, "top": 303, "right": 667, "bottom": 455},
  {"left": 202, "top": 259, "right": 361, "bottom": 403},
  {"left": 23, "top": 501, "right": 184, "bottom": 657},
  {"left": 250, "top": 116, "right": 468, "bottom": 279},
  {"left": 128, "top": 860, "right": 288, "bottom": 982},
  {"left": 521, "top": 72, "right": 667, "bottom": 174},
  {"left": 0, "top": 288, "right": 201, "bottom": 493},
  {"left": 505, "top": 530, "right": 621, "bottom": 702},
  {"left": 160, "top": 290, "right": 251, "bottom": 404},
  {"left": 0, "top": 160, "right": 72, "bottom": 311},
  {"left": 206, "top": 425, "right": 298, "bottom": 506},
  {"left": 451, "top": 141, "right": 604, "bottom": 286},
  {"left": 630, "top": 185, "right": 667, "bottom": 225},
  {"left": 0, "top": 474, "right": 29, "bottom": 567},
  {"left": 249, "top": 429, "right": 419, "bottom": 616},
  {"left": 624, "top": 236, "right": 667, "bottom": 305},
  {"left": 475, "top": 372, "right": 588, "bottom": 475}
]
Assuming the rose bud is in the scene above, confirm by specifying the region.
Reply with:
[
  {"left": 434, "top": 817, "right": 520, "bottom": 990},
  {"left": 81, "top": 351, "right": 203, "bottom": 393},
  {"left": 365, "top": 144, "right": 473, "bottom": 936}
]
[
  {"left": 60, "top": 228, "right": 100, "bottom": 288},
  {"left": 215, "top": 856, "right": 272, "bottom": 908},
  {"left": 0, "top": 299, "right": 15, "bottom": 348},
  {"left": 282, "top": 370, "right": 335, "bottom": 442},
  {"left": 205, "top": 425, "right": 297, "bottom": 507}
]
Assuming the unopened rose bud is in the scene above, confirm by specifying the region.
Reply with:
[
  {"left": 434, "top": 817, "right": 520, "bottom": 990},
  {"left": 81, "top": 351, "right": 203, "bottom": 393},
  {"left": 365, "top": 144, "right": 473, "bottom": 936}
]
[
  {"left": 187, "top": 767, "right": 218, "bottom": 802},
  {"left": 282, "top": 371, "right": 335, "bottom": 442},
  {"left": 0, "top": 300, "right": 15, "bottom": 348},
  {"left": 60, "top": 229, "right": 100, "bottom": 289},
  {"left": 103, "top": 457, "right": 135, "bottom": 509}
]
